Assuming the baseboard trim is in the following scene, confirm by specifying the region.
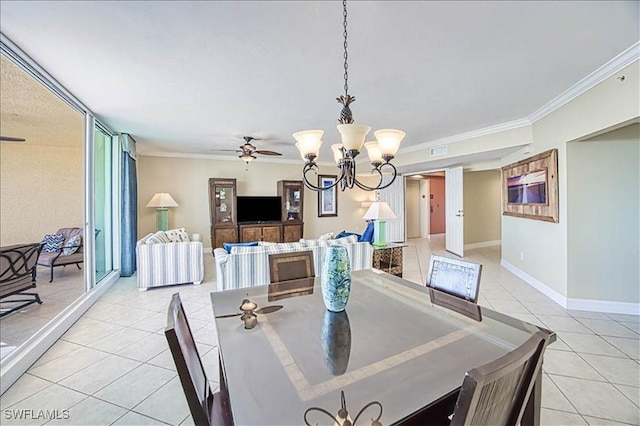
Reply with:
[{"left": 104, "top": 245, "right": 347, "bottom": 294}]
[
  {"left": 0, "top": 271, "right": 119, "bottom": 395},
  {"left": 465, "top": 240, "right": 501, "bottom": 250},
  {"left": 566, "top": 298, "right": 640, "bottom": 315},
  {"left": 500, "top": 259, "right": 568, "bottom": 307}
]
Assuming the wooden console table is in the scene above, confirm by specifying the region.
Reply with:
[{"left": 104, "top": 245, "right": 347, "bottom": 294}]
[{"left": 372, "top": 242, "right": 406, "bottom": 277}]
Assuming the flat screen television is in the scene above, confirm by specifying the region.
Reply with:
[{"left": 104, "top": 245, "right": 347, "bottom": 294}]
[{"left": 237, "top": 196, "right": 282, "bottom": 223}]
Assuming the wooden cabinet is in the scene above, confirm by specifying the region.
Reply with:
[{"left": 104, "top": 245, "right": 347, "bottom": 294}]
[
  {"left": 278, "top": 180, "right": 304, "bottom": 242},
  {"left": 239, "top": 224, "right": 282, "bottom": 243},
  {"left": 209, "top": 178, "right": 238, "bottom": 249}
]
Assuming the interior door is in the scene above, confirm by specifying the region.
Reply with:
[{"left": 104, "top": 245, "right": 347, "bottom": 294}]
[
  {"left": 378, "top": 175, "right": 405, "bottom": 242},
  {"left": 445, "top": 166, "right": 464, "bottom": 257}
]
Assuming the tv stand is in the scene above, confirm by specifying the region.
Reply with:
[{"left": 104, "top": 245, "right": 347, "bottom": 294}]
[{"left": 239, "top": 223, "right": 282, "bottom": 243}]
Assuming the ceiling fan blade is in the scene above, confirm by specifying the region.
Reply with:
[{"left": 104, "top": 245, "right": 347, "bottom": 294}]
[
  {"left": 210, "top": 149, "right": 241, "bottom": 152},
  {"left": 254, "top": 150, "right": 282, "bottom": 156},
  {"left": 0, "top": 136, "right": 26, "bottom": 142},
  {"left": 215, "top": 313, "right": 242, "bottom": 319}
]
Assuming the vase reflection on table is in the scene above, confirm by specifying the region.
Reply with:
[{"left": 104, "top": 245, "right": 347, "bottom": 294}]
[
  {"left": 321, "top": 310, "right": 351, "bottom": 376},
  {"left": 321, "top": 245, "right": 352, "bottom": 312}
]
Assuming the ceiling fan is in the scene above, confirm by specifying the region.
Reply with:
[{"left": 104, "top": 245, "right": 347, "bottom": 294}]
[
  {"left": 214, "top": 136, "right": 282, "bottom": 163},
  {"left": 0, "top": 136, "right": 26, "bottom": 142}
]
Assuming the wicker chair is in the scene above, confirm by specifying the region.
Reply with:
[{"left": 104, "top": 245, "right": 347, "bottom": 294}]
[{"left": 0, "top": 243, "right": 43, "bottom": 317}]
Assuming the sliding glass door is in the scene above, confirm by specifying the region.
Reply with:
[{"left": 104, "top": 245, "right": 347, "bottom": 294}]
[{"left": 94, "top": 126, "right": 113, "bottom": 282}]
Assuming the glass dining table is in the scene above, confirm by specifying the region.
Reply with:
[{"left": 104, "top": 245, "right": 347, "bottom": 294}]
[{"left": 210, "top": 269, "right": 555, "bottom": 425}]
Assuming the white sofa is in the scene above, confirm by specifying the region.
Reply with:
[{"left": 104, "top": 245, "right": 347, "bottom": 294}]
[
  {"left": 213, "top": 235, "right": 373, "bottom": 292},
  {"left": 136, "top": 230, "right": 204, "bottom": 291}
]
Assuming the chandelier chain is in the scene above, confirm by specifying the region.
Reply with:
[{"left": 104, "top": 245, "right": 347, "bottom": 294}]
[{"left": 342, "top": 0, "right": 349, "bottom": 96}]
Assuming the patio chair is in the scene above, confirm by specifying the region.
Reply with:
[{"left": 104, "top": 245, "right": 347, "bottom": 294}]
[
  {"left": 37, "top": 227, "right": 84, "bottom": 282},
  {"left": 0, "top": 243, "right": 43, "bottom": 317}
]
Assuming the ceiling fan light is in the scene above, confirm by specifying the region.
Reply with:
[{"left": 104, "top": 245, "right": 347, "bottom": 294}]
[
  {"left": 331, "top": 144, "right": 344, "bottom": 165},
  {"left": 364, "top": 141, "right": 383, "bottom": 163},
  {"left": 337, "top": 124, "right": 371, "bottom": 152},
  {"left": 293, "top": 130, "right": 324, "bottom": 156},
  {"left": 239, "top": 154, "right": 256, "bottom": 163},
  {"left": 374, "top": 129, "right": 405, "bottom": 156}
]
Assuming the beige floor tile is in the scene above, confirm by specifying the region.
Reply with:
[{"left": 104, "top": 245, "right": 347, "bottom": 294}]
[
  {"left": 607, "top": 313, "right": 640, "bottom": 323},
  {"left": 116, "top": 333, "right": 169, "bottom": 362},
  {"left": 541, "top": 408, "right": 587, "bottom": 426},
  {"left": 3, "top": 384, "right": 87, "bottom": 425},
  {"left": 58, "top": 354, "right": 141, "bottom": 395},
  {"left": 559, "top": 332, "right": 627, "bottom": 357},
  {"left": 567, "top": 310, "right": 610, "bottom": 320},
  {"left": 28, "top": 346, "right": 110, "bottom": 382},
  {"left": 61, "top": 322, "right": 124, "bottom": 346},
  {"left": 47, "top": 396, "right": 127, "bottom": 425},
  {"left": 543, "top": 350, "right": 606, "bottom": 381},
  {"left": 0, "top": 374, "right": 53, "bottom": 409},
  {"left": 31, "top": 340, "right": 84, "bottom": 368},
  {"left": 540, "top": 316, "right": 594, "bottom": 334},
  {"left": 93, "top": 364, "right": 175, "bottom": 409},
  {"left": 551, "top": 375, "right": 640, "bottom": 424},
  {"left": 580, "top": 353, "right": 640, "bottom": 387},
  {"left": 620, "top": 321, "right": 640, "bottom": 334},
  {"left": 87, "top": 328, "right": 151, "bottom": 353},
  {"left": 582, "top": 415, "right": 637, "bottom": 425},
  {"left": 603, "top": 336, "right": 640, "bottom": 360},
  {"left": 541, "top": 373, "right": 577, "bottom": 413},
  {"left": 132, "top": 377, "right": 190, "bottom": 425},
  {"left": 111, "top": 411, "right": 167, "bottom": 425},
  {"left": 577, "top": 319, "right": 639, "bottom": 339},
  {"left": 614, "top": 383, "right": 640, "bottom": 408}
]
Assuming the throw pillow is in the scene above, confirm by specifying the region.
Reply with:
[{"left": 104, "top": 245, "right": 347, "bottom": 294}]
[
  {"left": 359, "top": 221, "right": 375, "bottom": 244},
  {"left": 223, "top": 241, "right": 259, "bottom": 253},
  {"left": 165, "top": 227, "right": 190, "bottom": 243},
  {"left": 41, "top": 234, "right": 65, "bottom": 253},
  {"left": 335, "top": 230, "right": 360, "bottom": 239},
  {"left": 146, "top": 231, "right": 171, "bottom": 244},
  {"left": 62, "top": 235, "right": 82, "bottom": 256},
  {"left": 319, "top": 232, "right": 334, "bottom": 240}
]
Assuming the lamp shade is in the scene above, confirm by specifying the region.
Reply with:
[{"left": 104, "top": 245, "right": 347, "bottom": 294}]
[
  {"left": 293, "top": 130, "right": 324, "bottom": 156},
  {"left": 337, "top": 123, "right": 371, "bottom": 152},
  {"left": 363, "top": 201, "right": 397, "bottom": 220},
  {"left": 364, "top": 141, "right": 383, "bottom": 163},
  {"left": 374, "top": 129, "right": 405, "bottom": 156},
  {"left": 331, "top": 144, "right": 344, "bottom": 164},
  {"left": 146, "top": 192, "right": 178, "bottom": 208}
]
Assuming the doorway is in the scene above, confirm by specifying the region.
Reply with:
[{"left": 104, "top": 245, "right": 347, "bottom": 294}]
[{"left": 405, "top": 172, "right": 446, "bottom": 240}]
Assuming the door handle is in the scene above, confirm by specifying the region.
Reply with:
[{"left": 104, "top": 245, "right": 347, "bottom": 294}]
[{"left": 455, "top": 210, "right": 464, "bottom": 217}]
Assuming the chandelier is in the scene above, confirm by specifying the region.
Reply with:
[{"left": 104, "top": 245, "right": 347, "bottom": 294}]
[{"left": 294, "top": 0, "right": 405, "bottom": 192}]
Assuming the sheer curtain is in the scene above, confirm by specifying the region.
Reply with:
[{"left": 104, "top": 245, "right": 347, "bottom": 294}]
[{"left": 120, "top": 134, "right": 137, "bottom": 276}]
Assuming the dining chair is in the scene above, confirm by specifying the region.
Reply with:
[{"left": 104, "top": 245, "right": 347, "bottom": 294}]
[
  {"left": 268, "top": 250, "right": 315, "bottom": 284},
  {"left": 165, "top": 293, "right": 233, "bottom": 426},
  {"left": 426, "top": 255, "right": 482, "bottom": 304},
  {"left": 450, "top": 330, "right": 549, "bottom": 425}
]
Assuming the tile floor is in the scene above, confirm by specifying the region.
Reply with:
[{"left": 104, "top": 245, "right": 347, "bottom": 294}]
[
  {"left": 1, "top": 237, "right": 638, "bottom": 425},
  {"left": 1, "top": 265, "right": 85, "bottom": 359}
]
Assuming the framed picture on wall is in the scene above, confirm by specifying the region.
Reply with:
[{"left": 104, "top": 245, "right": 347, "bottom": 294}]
[
  {"left": 501, "top": 148, "right": 559, "bottom": 223},
  {"left": 318, "top": 175, "right": 338, "bottom": 217}
]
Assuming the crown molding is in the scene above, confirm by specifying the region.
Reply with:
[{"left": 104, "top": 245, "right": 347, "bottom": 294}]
[
  {"left": 528, "top": 41, "right": 640, "bottom": 123},
  {"left": 399, "top": 118, "right": 531, "bottom": 155},
  {"left": 139, "top": 150, "right": 337, "bottom": 166}
]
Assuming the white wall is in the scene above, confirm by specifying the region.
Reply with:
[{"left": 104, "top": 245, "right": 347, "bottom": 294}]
[
  {"left": 463, "top": 170, "right": 502, "bottom": 246},
  {"left": 567, "top": 124, "right": 639, "bottom": 304},
  {"left": 137, "top": 156, "right": 373, "bottom": 246}
]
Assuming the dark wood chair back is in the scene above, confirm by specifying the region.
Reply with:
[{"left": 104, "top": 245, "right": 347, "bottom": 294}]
[
  {"left": 165, "top": 293, "right": 233, "bottom": 426},
  {"left": 450, "top": 330, "right": 549, "bottom": 426},
  {"left": 269, "top": 250, "right": 314, "bottom": 283},
  {"left": 426, "top": 255, "right": 482, "bottom": 304}
]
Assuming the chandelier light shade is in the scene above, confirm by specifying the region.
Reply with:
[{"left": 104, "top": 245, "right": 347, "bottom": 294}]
[
  {"left": 295, "top": 0, "right": 404, "bottom": 192},
  {"left": 146, "top": 192, "right": 179, "bottom": 231}
]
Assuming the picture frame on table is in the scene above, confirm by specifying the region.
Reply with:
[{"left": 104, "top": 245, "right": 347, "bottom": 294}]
[
  {"left": 318, "top": 175, "right": 338, "bottom": 217},
  {"left": 501, "top": 148, "right": 558, "bottom": 223}
]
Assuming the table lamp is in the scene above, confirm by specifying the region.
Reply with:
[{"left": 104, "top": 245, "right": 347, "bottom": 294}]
[
  {"left": 146, "top": 192, "right": 178, "bottom": 231},
  {"left": 363, "top": 201, "right": 397, "bottom": 247}
]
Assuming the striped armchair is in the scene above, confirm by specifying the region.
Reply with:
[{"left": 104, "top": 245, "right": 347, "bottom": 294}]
[
  {"left": 213, "top": 235, "right": 373, "bottom": 292},
  {"left": 136, "top": 231, "right": 204, "bottom": 291}
]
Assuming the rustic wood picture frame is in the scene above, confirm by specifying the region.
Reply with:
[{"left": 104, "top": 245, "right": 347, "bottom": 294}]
[{"left": 501, "top": 148, "right": 559, "bottom": 223}]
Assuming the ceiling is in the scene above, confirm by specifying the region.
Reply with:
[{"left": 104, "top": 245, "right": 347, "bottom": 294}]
[{"left": 0, "top": 1, "right": 638, "bottom": 164}]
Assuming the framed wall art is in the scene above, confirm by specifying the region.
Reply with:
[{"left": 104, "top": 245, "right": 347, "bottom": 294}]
[
  {"left": 318, "top": 175, "right": 338, "bottom": 217},
  {"left": 502, "top": 148, "right": 558, "bottom": 223}
]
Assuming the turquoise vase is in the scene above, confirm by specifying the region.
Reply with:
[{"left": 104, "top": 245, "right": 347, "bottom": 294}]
[
  {"left": 321, "top": 245, "right": 351, "bottom": 312},
  {"left": 321, "top": 310, "right": 351, "bottom": 375}
]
